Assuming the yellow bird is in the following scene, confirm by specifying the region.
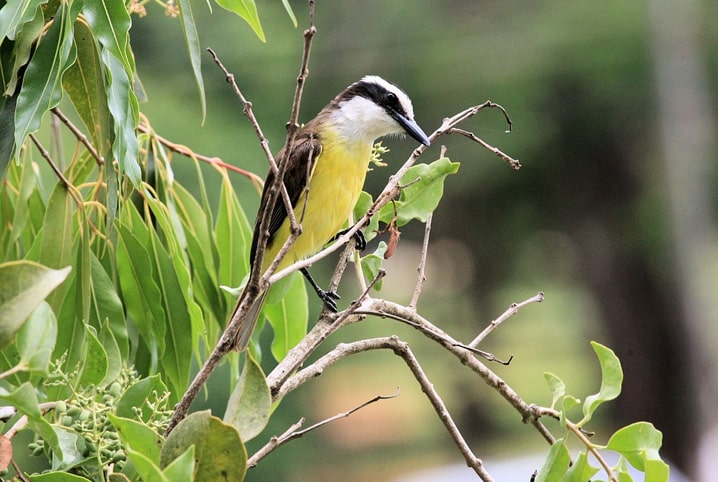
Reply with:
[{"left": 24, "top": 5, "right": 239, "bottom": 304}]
[{"left": 232, "top": 75, "right": 430, "bottom": 350}]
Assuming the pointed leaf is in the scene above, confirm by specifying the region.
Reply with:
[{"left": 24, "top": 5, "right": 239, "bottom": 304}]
[
  {"left": 78, "top": 324, "right": 108, "bottom": 387},
  {"left": 176, "top": 0, "right": 206, "bottom": 122},
  {"left": 62, "top": 17, "right": 112, "bottom": 161},
  {"left": 0, "top": 260, "right": 70, "bottom": 349},
  {"left": 582, "top": 341, "right": 623, "bottom": 423},
  {"left": 81, "top": 0, "right": 132, "bottom": 71},
  {"left": 223, "top": 354, "right": 271, "bottom": 441},
  {"left": 103, "top": 49, "right": 140, "bottom": 185},
  {"left": 544, "top": 372, "right": 566, "bottom": 410},
  {"left": 0, "top": 0, "right": 47, "bottom": 41},
  {"left": 215, "top": 173, "right": 252, "bottom": 293},
  {"left": 214, "top": 0, "right": 266, "bottom": 42},
  {"left": 16, "top": 301, "right": 56, "bottom": 373},
  {"left": 13, "top": 2, "right": 78, "bottom": 160},
  {"left": 265, "top": 271, "right": 307, "bottom": 360}
]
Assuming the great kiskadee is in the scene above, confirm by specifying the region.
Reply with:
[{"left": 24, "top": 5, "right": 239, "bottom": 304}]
[{"left": 232, "top": 75, "right": 431, "bottom": 350}]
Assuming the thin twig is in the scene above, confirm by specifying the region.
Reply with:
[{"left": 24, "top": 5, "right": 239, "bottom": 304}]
[
  {"left": 409, "top": 212, "right": 432, "bottom": 310},
  {"left": 29, "top": 134, "right": 71, "bottom": 189},
  {"left": 137, "top": 121, "right": 264, "bottom": 192},
  {"left": 449, "top": 127, "right": 521, "bottom": 171},
  {"left": 249, "top": 388, "right": 399, "bottom": 467},
  {"left": 51, "top": 108, "right": 104, "bottom": 166},
  {"left": 350, "top": 298, "right": 555, "bottom": 443},
  {"left": 468, "top": 292, "right": 545, "bottom": 348},
  {"left": 247, "top": 418, "right": 305, "bottom": 467}
]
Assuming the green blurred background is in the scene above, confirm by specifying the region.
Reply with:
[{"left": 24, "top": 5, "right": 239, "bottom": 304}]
[{"left": 130, "top": 1, "right": 717, "bottom": 480}]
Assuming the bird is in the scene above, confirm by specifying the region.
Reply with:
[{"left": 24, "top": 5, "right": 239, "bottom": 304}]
[{"left": 231, "top": 75, "right": 431, "bottom": 351}]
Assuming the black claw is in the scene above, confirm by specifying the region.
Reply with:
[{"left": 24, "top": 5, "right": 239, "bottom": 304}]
[
  {"left": 318, "top": 289, "right": 339, "bottom": 312},
  {"left": 301, "top": 267, "right": 341, "bottom": 312}
]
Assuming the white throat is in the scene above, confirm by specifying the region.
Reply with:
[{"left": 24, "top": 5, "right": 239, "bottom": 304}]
[{"left": 330, "top": 96, "right": 402, "bottom": 144}]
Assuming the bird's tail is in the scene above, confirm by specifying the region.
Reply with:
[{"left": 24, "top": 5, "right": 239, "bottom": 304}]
[{"left": 231, "top": 288, "right": 269, "bottom": 351}]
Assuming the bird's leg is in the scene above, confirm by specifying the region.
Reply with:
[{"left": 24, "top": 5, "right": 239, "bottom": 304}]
[
  {"left": 300, "top": 267, "right": 340, "bottom": 312},
  {"left": 333, "top": 228, "right": 366, "bottom": 251}
]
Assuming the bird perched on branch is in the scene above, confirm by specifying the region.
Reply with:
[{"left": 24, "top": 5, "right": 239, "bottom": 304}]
[{"left": 232, "top": 75, "right": 430, "bottom": 351}]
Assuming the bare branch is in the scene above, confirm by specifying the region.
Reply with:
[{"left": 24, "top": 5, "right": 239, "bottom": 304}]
[
  {"left": 468, "top": 292, "right": 545, "bottom": 348},
  {"left": 247, "top": 418, "right": 305, "bottom": 468},
  {"left": 274, "top": 337, "right": 494, "bottom": 480},
  {"left": 249, "top": 388, "right": 399, "bottom": 467},
  {"left": 409, "top": 212, "right": 433, "bottom": 310}
]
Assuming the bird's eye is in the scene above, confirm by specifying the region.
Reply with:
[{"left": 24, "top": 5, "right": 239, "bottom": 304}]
[{"left": 386, "top": 92, "right": 398, "bottom": 104}]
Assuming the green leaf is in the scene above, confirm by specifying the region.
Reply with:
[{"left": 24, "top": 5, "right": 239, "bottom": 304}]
[
  {"left": 563, "top": 451, "right": 599, "bottom": 482},
  {"left": 360, "top": 241, "right": 387, "bottom": 291},
  {"left": 606, "top": 422, "right": 664, "bottom": 470},
  {"left": 103, "top": 48, "right": 140, "bottom": 185},
  {"left": 0, "top": 0, "right": 46, "bottom": 41},
  {"left": 1, "top": 2, "right": 45, "bottom": 97},
  {"left": 280, "top": 0, "right": 297, "bottom": 27},
  {"left": 13, "top": 2, "right": 78, "bottom": 160},
  {"left": 176, "top": 0, "right": 206, "bottom": 122},
  {"left": 0, "top": 86, "right": 18, "bottom": 175},
  {"left": 62, "top": 17, "right": 112, "bottom": 161},
  {"left": 353, "top": 190, "right": 380, "bottom": 242},
  {"left": 108, "top": 413, "right": 163, "bottom": 466},
  {"left": 30, "top": 472, "right": 88, "bottom": 482},
  {"left": 38, "top": 183, "right": 75, "bottom": 272},
  {"left": 214, "top": 0, "right": 266, "bottom": 42},
  {"left": 0, "top": 382, "right": 59, "bottom": 454},
  {"left": 89, "top": 251, "right": 128, "bottom": 359},
  {"left": 582, "top": 341, "right": 623, "bottom": 423},
  {"left": 644, "top": 457, "right": 670, "bottom": 482},
  {"left": 224, "top": 354, "right": 271, "bottom": 441},
  {"left": 378, "top": 158, "right": 459, "bottom": 225},
  {"left": 215, "top": 173, "right": 252, "bottom": 295},
  {"left": 265, "top": 271, "right": 308, "bottom": 360},
  {"left": 78, "top": 324, "right": 108, "bottom": 387},
  {"left": 16, "top": 301, "right": 56, "bottom": 373},
  {"left": 161, "top": 410, "right": 246, "bottom": 482},
  {"left": 116, "top": 374, "right": 168, "bottom": 422},
  {"left": 81, "top": 0, "right": 132, "bottom": 71},
  {"left": 50, "top": 426, "right": 85, "bottom": 471},
  {"left": 162, "top": 445, "right": 195, "bottom": 482},
  {"left": 125, "top": 447, "right": 167, "bottom": 482},
  {"left": 116, "top": 205, "right": 166, "bottom": 369},
  {"left": 535, "top": 438, "right": 570, "bottom": 482},
  {"left": 0, "top": 260, "right": 70, "bottom": 349},
  {"left": 30, "top": 471, "right": 91, "bottom": 481},
  {"left": 544, "top": 372, "right": 566, "bottom": 410}
]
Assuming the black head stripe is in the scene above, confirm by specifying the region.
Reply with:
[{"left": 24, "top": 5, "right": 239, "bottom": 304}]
[{"left": 334, "top": 79, "right": 409, "bottom": 118}]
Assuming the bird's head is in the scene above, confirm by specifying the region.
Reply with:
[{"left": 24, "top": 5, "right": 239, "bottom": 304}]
[{"left": 326, "top": 75, "right": 431, "bottom": 146}]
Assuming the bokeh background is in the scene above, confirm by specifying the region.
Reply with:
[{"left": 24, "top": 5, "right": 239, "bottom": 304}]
[{"left": 131, "top": 1, "right": 717, "bottom": 480}]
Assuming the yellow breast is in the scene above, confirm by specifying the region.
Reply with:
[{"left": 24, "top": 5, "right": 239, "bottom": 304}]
[{"left": 264, "top": 129, "right": 371, "bottom": 271}]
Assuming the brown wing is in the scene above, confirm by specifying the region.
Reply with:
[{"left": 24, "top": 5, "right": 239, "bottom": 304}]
[{"left": 249, "top": 130, "right": 322, "bottom": 268}]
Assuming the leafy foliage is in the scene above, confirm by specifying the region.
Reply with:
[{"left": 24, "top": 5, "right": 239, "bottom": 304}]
[
  {"left": 0, "top": 1, "right": 669, "bottom": 481},
  {"left": 538, "top": 342, "right": 670, "bottom": 480}
]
